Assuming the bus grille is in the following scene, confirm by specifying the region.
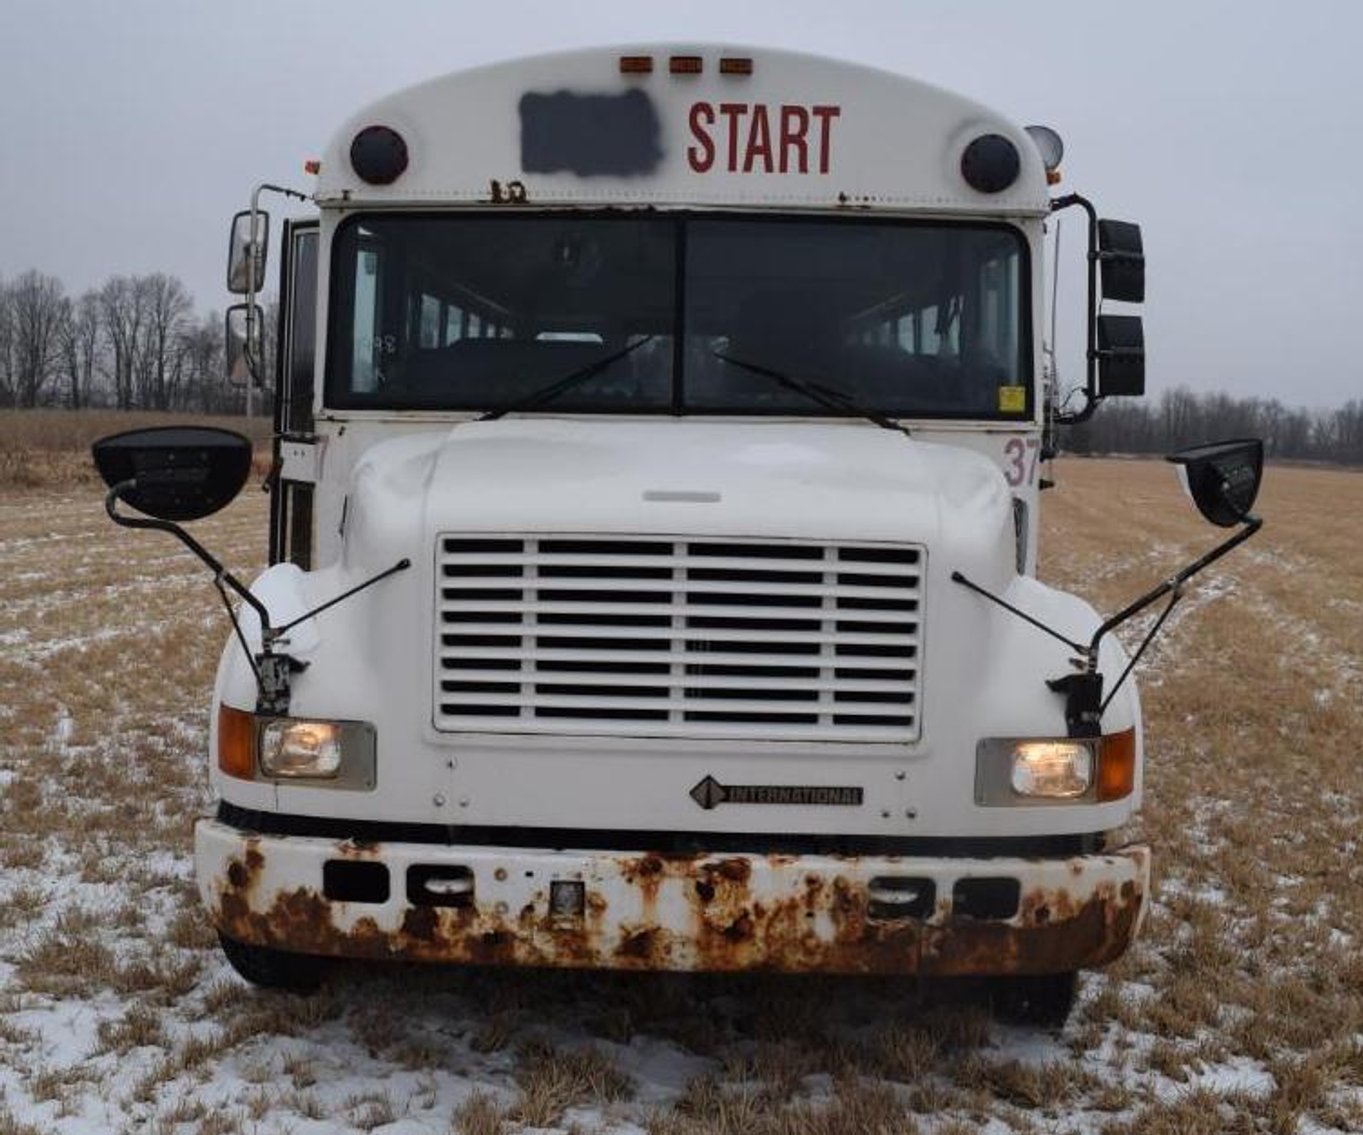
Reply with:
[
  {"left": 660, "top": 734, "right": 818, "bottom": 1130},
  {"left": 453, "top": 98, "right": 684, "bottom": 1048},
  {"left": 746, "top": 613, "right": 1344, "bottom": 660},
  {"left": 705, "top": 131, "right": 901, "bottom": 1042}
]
[{"left": 434, "top": 536, "right": 923, "bottom": 742}]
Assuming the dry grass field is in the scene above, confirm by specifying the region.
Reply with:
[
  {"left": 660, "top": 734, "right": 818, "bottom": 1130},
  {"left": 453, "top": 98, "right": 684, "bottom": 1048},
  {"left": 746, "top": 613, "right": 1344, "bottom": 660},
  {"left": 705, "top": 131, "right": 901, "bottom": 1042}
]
[
  {"left": 0, "top": 410, "right": 271, "bottom": 488},
  {"left": 0, "top": 441, "right": 1360, "bottom": 1134}
]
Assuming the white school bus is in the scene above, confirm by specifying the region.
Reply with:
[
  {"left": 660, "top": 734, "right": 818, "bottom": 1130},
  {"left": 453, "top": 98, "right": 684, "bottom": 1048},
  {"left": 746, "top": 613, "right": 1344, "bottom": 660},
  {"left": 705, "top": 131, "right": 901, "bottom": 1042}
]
[{"left": 94, "top": 45, "right": 1264, "bottom": 1023}]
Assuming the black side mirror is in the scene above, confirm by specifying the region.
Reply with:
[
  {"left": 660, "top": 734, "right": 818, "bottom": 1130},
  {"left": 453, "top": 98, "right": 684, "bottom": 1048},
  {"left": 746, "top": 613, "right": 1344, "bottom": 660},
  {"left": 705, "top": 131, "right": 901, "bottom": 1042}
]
[
  {"left": 1098, "top": 219, "right": 1144, "bottom": 303},
  {"left": 1167, "top": 439, "right": 1264, "bottom": 528},
  {"left": 1096, "top": 314, "right": 1145, "bottom": 397},
  {"left": 92, "top": 427, "right": 253, "bottom": 522}
]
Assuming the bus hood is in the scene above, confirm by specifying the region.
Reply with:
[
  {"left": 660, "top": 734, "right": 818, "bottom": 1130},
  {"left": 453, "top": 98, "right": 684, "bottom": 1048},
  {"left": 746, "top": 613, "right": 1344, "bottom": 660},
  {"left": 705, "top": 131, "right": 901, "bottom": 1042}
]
[{"left": 344, "top": 418, "right": 1015, "bottom": 570}]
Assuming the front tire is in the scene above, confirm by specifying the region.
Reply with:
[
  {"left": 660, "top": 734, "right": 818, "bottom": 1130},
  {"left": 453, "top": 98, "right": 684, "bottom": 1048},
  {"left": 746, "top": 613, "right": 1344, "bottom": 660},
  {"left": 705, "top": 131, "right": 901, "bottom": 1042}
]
[
  {"left": 218, "top": 931, "right": 330, "bottom": 993},
  {"left": 990, "top": 972, "right": 1078, "bottom": 1027}
]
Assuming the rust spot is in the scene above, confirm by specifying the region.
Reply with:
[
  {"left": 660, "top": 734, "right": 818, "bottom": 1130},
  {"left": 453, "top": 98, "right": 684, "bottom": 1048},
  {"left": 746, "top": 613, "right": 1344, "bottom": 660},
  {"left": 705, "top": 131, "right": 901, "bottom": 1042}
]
[
  {"left": 225, "top": 845, "right": 264, "bottom": 892},
  {"left": 336, "top": 840, "right": 380, "bottom": 859},
  {"left": 723, "top": 913, "right": 754, "bottom": 943},
  {"left": 712, "top": 858, "right": 751, "bottom": 884},
  {"left": 402, "top": 906, "right": 439, "bottom": 942},
  {"left": 618, "top": 927, "right": 655, "bottom": 959},
  {"left": 466, "top": 929, "right": 516, "bottom": 965},
  {"left": 623, "top": 854, "right": 665, "bottom": 882}
]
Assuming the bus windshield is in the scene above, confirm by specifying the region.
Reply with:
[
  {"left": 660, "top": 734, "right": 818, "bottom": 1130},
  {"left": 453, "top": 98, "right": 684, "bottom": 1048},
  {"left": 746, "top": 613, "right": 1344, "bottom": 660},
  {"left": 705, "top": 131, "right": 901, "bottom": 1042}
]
[{"left": 327, "top": 213, "right": 1029, "bottom": 419}]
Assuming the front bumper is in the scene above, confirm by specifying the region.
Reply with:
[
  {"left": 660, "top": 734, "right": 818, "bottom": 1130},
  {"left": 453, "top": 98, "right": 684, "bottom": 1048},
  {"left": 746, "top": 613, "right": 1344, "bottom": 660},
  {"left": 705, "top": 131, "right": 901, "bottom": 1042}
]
[{"left": 197, "top": 819, "right": 1149, "bottom": 975}]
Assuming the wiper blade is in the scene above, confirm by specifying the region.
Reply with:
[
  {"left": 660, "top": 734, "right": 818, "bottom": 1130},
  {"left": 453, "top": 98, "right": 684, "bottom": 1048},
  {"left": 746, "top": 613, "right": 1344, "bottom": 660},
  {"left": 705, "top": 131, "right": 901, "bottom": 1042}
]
[
  {"left": 712, "top": 352, "right": 911, "bottom": 438},
  {"left": 477, "top": 336, "right": 657, "bottom": 422}
]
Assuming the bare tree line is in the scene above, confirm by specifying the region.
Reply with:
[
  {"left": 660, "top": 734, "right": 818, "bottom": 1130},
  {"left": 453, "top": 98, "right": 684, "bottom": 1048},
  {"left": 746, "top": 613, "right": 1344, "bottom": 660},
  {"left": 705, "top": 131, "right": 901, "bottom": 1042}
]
[
  {"left": 1064, "top": 388, "right": 1363, "bottom": 466},
  {"left": 0, "top": 268, "right": 264, "bottom": 414}
]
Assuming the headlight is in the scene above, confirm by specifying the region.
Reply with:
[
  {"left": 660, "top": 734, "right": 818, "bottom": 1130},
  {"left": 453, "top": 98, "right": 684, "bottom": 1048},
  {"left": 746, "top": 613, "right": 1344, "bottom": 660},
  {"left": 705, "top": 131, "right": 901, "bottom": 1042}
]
[
  {"left": 976, "top": 729, "right": 1135, "bottom": 806},
  {"left": 1010, "top": 741, "right": 1092, "bottom": 798},
  {"left": 260, "top": 720, "right": 344, "bottom": 778},
  {"left": 216, "top": 706, "right": 376, "bottom": 789}
]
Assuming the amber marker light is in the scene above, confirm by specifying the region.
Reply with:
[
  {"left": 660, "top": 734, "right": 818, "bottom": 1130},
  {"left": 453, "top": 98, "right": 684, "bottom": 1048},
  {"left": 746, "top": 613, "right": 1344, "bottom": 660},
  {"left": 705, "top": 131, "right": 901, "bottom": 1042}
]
[
  {"left": 217, "top": 704, "right": 257, "bottom": 780},
  {"left": 669, "top": 55, "right": 703, "bottom": 75},
  {"left": 1097, "top": 727, "right": 1137, "bottom": 802},
  {"left": 719, "top": 57, "right": 754, "bottom": 76},
  {"left": 619, "top": 55, "right": 653, "bottom": 74}
]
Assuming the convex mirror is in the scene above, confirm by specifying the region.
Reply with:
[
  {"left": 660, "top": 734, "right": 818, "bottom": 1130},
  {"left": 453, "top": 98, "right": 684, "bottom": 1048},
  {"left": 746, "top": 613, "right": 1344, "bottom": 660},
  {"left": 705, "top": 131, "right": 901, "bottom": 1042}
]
[
  {"left": 1167, "top": 438, "right": 1264, "bottom": 527},
  {"left": 225, "top": 304, "right": 264, "bottom": 386},
  {"left": 227, "top": 210, "right": 270, "bottom": 295},
  {"left": 92, "top": 427, "right": 254, "bottom": 522}
]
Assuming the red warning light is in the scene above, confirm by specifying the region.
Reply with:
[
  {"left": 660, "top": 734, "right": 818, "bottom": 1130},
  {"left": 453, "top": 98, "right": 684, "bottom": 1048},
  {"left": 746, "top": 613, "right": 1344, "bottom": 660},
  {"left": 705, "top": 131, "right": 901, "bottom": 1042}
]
[
  {"left": 619, "top": 55, "right": 653, "bottom": 74},
  {"left": 669, "top": 55, "right": 703, "bottom": 75}
]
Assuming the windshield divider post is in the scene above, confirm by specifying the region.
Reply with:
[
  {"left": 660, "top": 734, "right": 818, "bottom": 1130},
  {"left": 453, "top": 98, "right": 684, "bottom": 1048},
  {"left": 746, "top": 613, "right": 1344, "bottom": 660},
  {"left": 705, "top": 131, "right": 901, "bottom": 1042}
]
[{"left": 671, "top": 218, "right": 686, "bottom": 416}]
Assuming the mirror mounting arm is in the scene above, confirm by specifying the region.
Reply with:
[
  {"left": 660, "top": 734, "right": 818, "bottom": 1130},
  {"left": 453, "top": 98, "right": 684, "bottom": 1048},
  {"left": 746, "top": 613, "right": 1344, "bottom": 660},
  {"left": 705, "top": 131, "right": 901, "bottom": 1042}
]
[
  {"left": 105, "top": 481, "right": 272, "bottom": 632},
  {"left": 1049, "top": 192, "right": 1101, "bottom": 425},
  {"left": 242, "top": 183, "right": 312, "bottom": 387},
  {"left": 106, "top": 479, "right": 411, "bottom": 716},
  {"left": 1085, "top": 515, "right": 1262, "bottom": 666},
  {"left": 953, "top": 515, "right": 1262, "bottom": 737}
]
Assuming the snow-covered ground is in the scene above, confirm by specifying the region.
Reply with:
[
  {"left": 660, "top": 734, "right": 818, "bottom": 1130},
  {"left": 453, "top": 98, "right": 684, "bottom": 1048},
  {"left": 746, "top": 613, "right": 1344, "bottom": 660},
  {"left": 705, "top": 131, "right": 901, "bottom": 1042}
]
[{"left": 2, "top": 462, "right": 1361, "bottom": 1134}]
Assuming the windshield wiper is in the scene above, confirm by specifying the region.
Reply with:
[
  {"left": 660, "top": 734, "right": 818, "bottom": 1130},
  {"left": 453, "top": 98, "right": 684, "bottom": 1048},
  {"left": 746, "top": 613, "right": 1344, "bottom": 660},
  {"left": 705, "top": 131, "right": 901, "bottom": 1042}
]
[
  {"left": 712, "top": 352, "right": 912, "bottom": 439},
  {"left": 477, "top": 336, "right": 657, "bottom": 421}
]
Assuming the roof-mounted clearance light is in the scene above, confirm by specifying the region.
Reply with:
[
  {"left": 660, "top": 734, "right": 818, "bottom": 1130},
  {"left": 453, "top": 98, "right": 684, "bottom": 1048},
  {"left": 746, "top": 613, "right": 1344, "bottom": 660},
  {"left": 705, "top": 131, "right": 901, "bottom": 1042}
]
[
  {"left": 1025, "top": 124, "right": 1065, "bottom": 185},
  {"left": 350, "top": 125, "right": 408, "bottom": 186},
  {"left": 960, "top": 133, "right": 1020, "bottom": 194},
  {"left": 719, "top": 57, "right": 754, "bottom": 75},
  {"left": 619, "top": 55, "right": 653, "bottom": 74},
  {"left": 304, "top": 159, "right": 321, "bottom": 176},
  {"left": 669, "top": 55, "right": 703, "bottom": 74}
]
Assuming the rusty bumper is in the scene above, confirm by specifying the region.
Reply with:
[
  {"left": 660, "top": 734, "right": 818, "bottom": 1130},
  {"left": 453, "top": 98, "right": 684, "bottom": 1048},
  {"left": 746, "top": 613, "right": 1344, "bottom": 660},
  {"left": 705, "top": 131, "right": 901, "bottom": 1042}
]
[{"left": 197, "top": 820, "right": 1149, "bottom": 976}]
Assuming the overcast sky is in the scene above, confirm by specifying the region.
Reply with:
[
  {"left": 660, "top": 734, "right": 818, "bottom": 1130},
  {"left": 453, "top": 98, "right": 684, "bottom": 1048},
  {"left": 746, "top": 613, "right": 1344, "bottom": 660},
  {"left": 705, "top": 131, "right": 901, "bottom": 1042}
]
[{"left": 2, "top": 0, "right": 1359, "bottom": 408}]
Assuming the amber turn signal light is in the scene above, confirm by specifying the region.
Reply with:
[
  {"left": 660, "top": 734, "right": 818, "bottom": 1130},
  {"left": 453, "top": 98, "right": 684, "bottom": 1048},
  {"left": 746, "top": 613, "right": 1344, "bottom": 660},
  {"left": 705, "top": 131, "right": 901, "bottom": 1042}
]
[
  {"left": 1097, "top": 728, "right": 1137, "bottom": 802},
  {"left": 217, "top": 704, "right": 257, "bottom": 780}
]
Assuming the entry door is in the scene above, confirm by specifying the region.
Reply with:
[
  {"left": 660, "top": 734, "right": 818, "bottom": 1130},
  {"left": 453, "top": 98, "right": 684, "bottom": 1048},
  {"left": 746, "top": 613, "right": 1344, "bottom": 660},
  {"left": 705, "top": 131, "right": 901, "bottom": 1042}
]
[{"left": 270, "top": 220, "right": 319, "bottom": 567}]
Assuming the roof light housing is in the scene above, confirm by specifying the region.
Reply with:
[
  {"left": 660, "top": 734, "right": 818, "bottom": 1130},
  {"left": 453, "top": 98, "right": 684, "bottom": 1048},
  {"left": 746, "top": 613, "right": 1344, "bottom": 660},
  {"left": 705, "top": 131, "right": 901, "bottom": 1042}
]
[
  {"left": 960, "top": 133, "right": 1020, "bottom": 194},
  {"left": 1024, "top": 124, "right": 1064, "bottom": 172},
  {"left": 350, "top": 125, "right": 409, "bottom": 185}
]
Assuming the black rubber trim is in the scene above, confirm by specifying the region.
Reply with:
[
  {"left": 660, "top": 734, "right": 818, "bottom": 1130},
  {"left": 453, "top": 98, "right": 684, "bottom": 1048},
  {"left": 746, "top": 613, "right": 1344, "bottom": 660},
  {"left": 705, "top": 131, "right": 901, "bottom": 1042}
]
[{"left": 216, "top": 802, "right": 1101, "bottom": 858}]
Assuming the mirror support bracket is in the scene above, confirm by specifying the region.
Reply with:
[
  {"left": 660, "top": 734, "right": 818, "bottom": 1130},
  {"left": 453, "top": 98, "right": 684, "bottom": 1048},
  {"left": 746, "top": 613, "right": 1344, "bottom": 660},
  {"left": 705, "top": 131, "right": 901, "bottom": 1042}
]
[
  {"left": 105, "top": 479, "right": 409, "bottom": 715},
  {"left": 1049, "top": 192, "right": 1100, "bottom": 424},
  {"left": 105, "top": 481, "right": 271, "bottom": 629},
  {"left": 241, "top": 182, "right": 311, "bottom": 390},
  {"left": 953, "top": 513, "right": 1263, "bottom": 737}
]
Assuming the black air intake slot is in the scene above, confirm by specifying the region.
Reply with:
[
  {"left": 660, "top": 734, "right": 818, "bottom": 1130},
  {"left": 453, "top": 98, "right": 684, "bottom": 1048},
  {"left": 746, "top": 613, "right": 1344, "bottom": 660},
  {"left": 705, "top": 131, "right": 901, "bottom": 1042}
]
[
  {"left": 323, "top": 859, "right": 390, "bottom": 904},
  {"left": 952, "top": 877, "right": 1021, "bottom": 921}
]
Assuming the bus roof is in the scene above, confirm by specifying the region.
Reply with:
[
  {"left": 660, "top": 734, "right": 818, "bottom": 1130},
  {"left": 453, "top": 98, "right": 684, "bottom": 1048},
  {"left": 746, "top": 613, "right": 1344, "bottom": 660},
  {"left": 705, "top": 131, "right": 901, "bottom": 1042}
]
[{"left": 316, "top": 45, "right": 1050, "bottom": 216}]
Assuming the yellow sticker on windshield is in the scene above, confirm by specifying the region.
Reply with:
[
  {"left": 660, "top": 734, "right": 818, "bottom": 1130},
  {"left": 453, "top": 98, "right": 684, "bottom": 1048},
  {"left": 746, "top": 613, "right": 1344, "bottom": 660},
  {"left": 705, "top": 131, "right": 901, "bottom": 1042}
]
[{"left": 998, "top": 386, "right": 1026, "bottom": 413}]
